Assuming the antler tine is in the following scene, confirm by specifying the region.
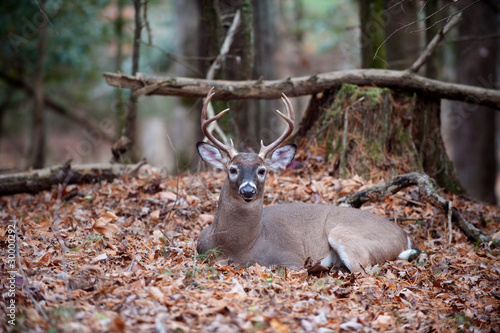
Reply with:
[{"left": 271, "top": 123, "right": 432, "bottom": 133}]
[
  {"left": 201, "top": 87, "right": 237, "bottom": 158},
  {"left": 258, "top": 93, "right": 295, "bottom": 160}
]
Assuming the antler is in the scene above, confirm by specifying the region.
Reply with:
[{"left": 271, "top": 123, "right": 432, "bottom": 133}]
[
  {"left": 201, "top": 87, "right": 237, "bottom": 159},
  {"left": 258, "top": 93, "right": 295, "bottom": 159}
]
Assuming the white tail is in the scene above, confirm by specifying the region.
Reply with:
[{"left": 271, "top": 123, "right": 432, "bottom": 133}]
[{"left": 197, "top": 88, "right": 417, "bottom": 273}]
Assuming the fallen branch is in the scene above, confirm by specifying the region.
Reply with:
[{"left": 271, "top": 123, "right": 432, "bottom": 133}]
[
  {"left": 103, "top": 69, "right": 500, "bottom": 109},
  {"left": 0, "top": 161, "right": 159, "bottom": 196},
  {"left": 336, "top": 172, "right": 497, "bottom": 246}
]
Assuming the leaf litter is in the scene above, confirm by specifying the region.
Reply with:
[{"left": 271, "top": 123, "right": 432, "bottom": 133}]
[{"left": 0, "top": 160, "right": 499, "bottom": 332}]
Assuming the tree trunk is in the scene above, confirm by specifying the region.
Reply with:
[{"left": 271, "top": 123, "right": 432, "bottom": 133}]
[
  {"left": 30, "top": 0, "right": 47, "bottom": 169},
  {"left": 384, "top": 0, "right": 421, "bottom": 70},
  {"left": 124, "top": 0, "right": 142, "bottom": 162},
  {"left": 424, "top": 0, "right": 442, "bottom": 79},
  {"left": 359, "top": 0, "right": 387, "bottom": 69},
  {"left": 448, "top": 1, "right": 498, "bottom": 204},
  {"left": 296, "top": 84, "right": 464, "bottom": 194},
  {"left": 114, "top": 0, "right": 126, "bottom": 137},
  {"left": 197, "top": 0, "right": 255, "bottom": 149},
  {"left": 247, "top": 0, "right": 278, "bottom": 150}
]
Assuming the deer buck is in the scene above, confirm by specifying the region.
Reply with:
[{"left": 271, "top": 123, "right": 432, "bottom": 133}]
[{"left": 196, "top": 88, "right": 418, "bottom": 273}]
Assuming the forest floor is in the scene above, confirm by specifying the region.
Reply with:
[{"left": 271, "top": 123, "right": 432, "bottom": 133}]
[{"left": 1, "top": 158, "right": 499, "bottom": 332}]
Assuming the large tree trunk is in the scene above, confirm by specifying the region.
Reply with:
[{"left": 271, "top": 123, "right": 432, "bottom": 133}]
[
  {"left": 197, "top": 0, "right": 254, "bottom": 148},
  {"left": 114, "top": 0, "right": 126, "bottom": 137},
  {"left": 30, "top": 0, "right": 47, "bottom": 169},
  {"left": 359, "top": 0, "right": 387, "bottom": 69},
  {"left": 124, "top": 0, "right": 142, "bottom": 162},
  {"left": 384, "top": 0, "right": 421, "bottom": 70},
  {"left": 196, "top": 0, "right": 279, "bottom": 151},
  {"left": 247, "top": 0, "right": 278, "bottom": 149},
  {"left": 296, "top": 84, "right": 464, "bottom": 194},
  {"left": 448, "top": 1, "right": 498, "bottom": 204}
]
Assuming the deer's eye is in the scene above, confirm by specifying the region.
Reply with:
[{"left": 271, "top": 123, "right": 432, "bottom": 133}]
[
  {"left": 229, "top": 167, "right": 238, "bottom": 175},
  {"left": 257, "top": 168, "right": 266, "bottom": 176}
]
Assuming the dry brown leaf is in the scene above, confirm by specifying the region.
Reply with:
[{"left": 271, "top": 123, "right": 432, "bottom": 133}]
[
  {"left": 270, "top": 317, "right": 289, "bottom": 333},
  {"left": 150, "top": 209, "right": 160, "bottom": 222},
  {"left": 36, "top": 251, "right": 53, "bottom": 266},
  {"left": 157, "top": 191, "right": 178, "bottom": 201},
  {"left": 91, "top": 216, "right": 120, "bottom": 238}
]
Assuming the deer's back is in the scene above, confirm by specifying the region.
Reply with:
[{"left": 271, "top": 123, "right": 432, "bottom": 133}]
[{"left": 258, "top": 202, "right": 408, "bottom": 268}]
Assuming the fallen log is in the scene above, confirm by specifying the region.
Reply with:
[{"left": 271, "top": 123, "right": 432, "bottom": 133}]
[
  {"left": 336, "top": 172, "right": 498, "bottom": 247},
  {"left": 0, "top": 160, "right": 154, "bottom": 196},
  {"left": 103, "top": 69, "right": 500, "bottom": 109}
]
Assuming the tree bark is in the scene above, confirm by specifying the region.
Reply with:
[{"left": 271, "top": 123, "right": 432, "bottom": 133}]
[
  {"left": 448, "top": 0, "right": 498, "bottom": 204},
  {"left": 0, "top": 161, "right": 152, "bottom": 197},
  {"left": 296, "top": 84, "right": 464, "bottom": 193},
  {"left": 30, "top": 0, "right": 48, "bottom": 169},
  {"left": 248, "top": 0, "right": 278, "bottom": 149},
  {"left": 114, "top": 0, "right": 126, "bottom": 137},
  {"left": 424, "top": 0, "right": 442, "bottom": 79},
  {"left": 103, "top": 70, "right": 500, "bottom": 109},
  {"left": 384, "top": 0, "right": 421, "bottom": 70},
  {"left": 359, "top": 0, "right": 387, "bottom": 69},
  {"left": 124, "top": 0, "right": 143, "bottom": 162}
]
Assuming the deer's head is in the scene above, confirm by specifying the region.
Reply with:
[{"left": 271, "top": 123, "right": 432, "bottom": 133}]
[{"left": 197, "top": 88, "right": 296, "bottom": 203}]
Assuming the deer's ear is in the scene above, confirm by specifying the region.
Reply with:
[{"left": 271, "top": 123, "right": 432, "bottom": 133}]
[
  {"left": 197, "top": 142, "right": 228, "bottom": 169},
  {"left": 268, "top": 144, "right": 296, "bottom": 170}
]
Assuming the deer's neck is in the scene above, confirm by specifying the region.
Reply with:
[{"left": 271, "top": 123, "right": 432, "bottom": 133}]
[{"left": 211, "top": 180, "right": 264, "bottom": 255}]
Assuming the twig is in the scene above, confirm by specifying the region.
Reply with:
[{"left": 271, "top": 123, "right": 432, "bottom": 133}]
[
  {"left": 161, "top": 132, "right": 180, "bottom": 244},
  {"left": 142, "top": 0, "right": 153, "bottom": 45},
  {"left": 14, "top": 218, "right": 51, "bottom": 323},
  {"left": 394, "top": 194, "right": 426, "bottom": 207},
  {"left": 53, "top": 176, "right": 76, "bottom": 312},
  {"left": 142, "top": 42, "right": 202, "bottom": 76},
  {"left": 206, "top": 10, "right": 241, "bottom": 80},
  {"left": 126, "top": 158, "right": 148, "bottom": 177},
  {"left": 374, "top": 1, "right": 457, "bottom": 61},
  {"left": 339, "top": 103, "right": 350, "bottom": 178},
  {"left": 393, "top": 217, "right": 423, "bottom": 222},
  {"left": 447, "top": 200, "right": 453, "bottom": 247},
  {"left": 409, "top": 13, "right": 462, "bottom": 73},
  {"left": 340, "top": 97, "right": 365, "bottom": 178},
  {"left": 34, "top": 0, "right": 58, "bottom": 35},
  {"left": 203, "top": 9, "right": 241, "bottom": 147},
  {"left": 127, "top": 256, "right": 137, "bottom": 273},
  {"left": 448, "top": 33, "right": 500, "bottom": 43}
]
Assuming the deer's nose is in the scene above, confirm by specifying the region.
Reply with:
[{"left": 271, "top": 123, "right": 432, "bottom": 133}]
[{"left": 239, "top": 183, "right": 256, "bottom": 202}]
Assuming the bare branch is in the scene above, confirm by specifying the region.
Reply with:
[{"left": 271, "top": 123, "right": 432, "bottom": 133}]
[
  {"left": 203, "top": 9, "right": 241, "bottom": 147},
  {"left": 409, "top": 13, "right": 462, "bottom": 73},
  {"left": 142, "top": 0, "right": 153, "bottom": 44},
  {"left": 374, "top": 1, "right": 457, "bottom": 60}
]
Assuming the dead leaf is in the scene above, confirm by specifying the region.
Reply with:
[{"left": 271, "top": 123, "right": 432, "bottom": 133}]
[
  {"left": 36, "top": 252, "right": 52, "bottom": 266},
  {"left": 150, "top": 209, "right": 160, "bottom": 222},
  {"left": 90, "top": 253, "right": 108, "bottom": 264},
  {"left": 270, "top": 317, "right": 289, "bottom": 333},
  {"left": 91, "top": 216, "right": 120, "bottom": 238}
]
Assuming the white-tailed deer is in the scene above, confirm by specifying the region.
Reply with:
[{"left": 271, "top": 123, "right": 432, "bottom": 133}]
[{"left": 197, "top": 88, "right": 418, "bottom": 273}]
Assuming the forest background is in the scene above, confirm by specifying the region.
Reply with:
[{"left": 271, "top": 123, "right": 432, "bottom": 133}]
[{"left": 0, "top": 0, "right": 498, "bottom": 205}]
